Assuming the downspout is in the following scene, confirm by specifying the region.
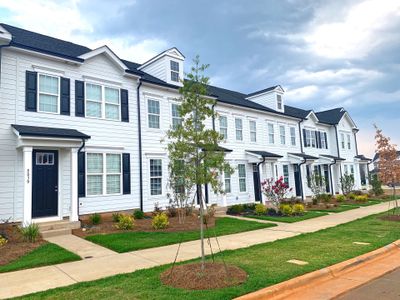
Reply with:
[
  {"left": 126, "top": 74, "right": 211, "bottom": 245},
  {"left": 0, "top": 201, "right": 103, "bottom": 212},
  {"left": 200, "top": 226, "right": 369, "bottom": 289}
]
[
  {"left": 334, "top": 125, "right": 343, "bottom": 179},
  {"left": 328, "top": 158, "right": 337, "bottom": 195},
  {"left": 77, "top": 138, "right": 86, "bottom": 219},
  {"left": 353, "top": 130, "right": 359, "bottom": 156},
  {"left": 298, "top": 119, "right": 304, "bottom": 153},
  {"left": 298, "top": 158, "right": 307, "bottom": 201},
  {"left": 256, "top": 156, "right": 266, "bottom": 201},
  {"left": 136, "top": 79, "right": 144, "bottom": 211}
]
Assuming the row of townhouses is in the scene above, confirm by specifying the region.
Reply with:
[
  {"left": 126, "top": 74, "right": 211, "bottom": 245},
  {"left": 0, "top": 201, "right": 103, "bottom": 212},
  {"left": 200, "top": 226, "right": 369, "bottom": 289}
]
[{"left": 0, "top": 24, "right": 371, "bottom": 224}]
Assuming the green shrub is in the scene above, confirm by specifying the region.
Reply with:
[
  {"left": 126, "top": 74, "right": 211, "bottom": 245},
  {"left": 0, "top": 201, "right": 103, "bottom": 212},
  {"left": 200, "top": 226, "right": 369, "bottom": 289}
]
[
  {"left": 19, "top": 223, "right": 40, "bottom": 242},
  {"left": 255, "top": 204, "right": 267, "bottom": 215},
  {"left": 292, "top": 203, "right": 305, "bottom": 215},
  {"left": 116, "top": 214, "right": 134, "bottom": 230},
  {"left": 152, "top": 213, "right": 169, "bottom": 229},
  {"left": 336, "top": 194, "right": 346, "bottom": 202},
  {"left": 316, "top": 193, "right": 332, "bottom": 203},
  {"left": 112, "top": 213, "right": 121, "bottom": 223},
  {"left": 279, "top": 204, "right": 293, "bottom": 216},
  {"left": 0, "top": 235, "right": 8, "bottom": 247},
  {"left": 370, "top": 174, "right": 383, "bottom": 196},
  {"left": 355, "top": 195, "right": 368, "bottom": 203},
  {"left": 227, "top": 204, "right": 244, "bottom": 215},
  {"left": 166, "top": 205, "right": 178, "bottom": 217},
  {"left": 347, "top": 193, "right": 356, "bottom": 200},
  {"left": 351, "top": 190, "right": 363, "bottom": 196},
  {"left": 243, "top": 203, "right": 256, "bottom": 211},
  {"left": 89, "top": 213, "right": 101, "bottom": 225},
  {"left": 133, "top": 210, "right": 145, "bottom": 219}
]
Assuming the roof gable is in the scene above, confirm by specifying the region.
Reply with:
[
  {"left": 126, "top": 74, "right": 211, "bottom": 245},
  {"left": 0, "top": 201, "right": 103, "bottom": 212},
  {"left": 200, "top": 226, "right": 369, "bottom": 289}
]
[
  {"left": 138, "top": 47, "right": 185, "bottom": 70},
  {"left": 79, "top": 45, "right": 128, "bottom": 71},
  {"left": 246, "top": 85, "right": 284, "bottom": 98}
]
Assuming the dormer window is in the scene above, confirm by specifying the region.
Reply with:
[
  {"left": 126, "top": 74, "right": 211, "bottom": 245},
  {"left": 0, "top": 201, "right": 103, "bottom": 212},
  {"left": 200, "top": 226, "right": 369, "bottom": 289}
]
[
  {"left": 277, "top": 94, "right": 282, "bottom": 110},
  {"left": 170, "top": 60, "right": 179, "bottom": 82}
]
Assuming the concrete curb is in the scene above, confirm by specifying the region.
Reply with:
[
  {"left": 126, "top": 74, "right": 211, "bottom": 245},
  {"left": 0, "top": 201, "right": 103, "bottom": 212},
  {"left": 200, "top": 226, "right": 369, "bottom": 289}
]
[{"left": 235, "top": 240, "right": 400, "bottom": 300}]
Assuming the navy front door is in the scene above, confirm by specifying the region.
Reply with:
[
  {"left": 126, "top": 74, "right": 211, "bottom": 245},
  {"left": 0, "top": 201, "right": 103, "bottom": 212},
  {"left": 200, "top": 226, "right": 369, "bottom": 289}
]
[
  {"left": 293, "top": 164, "right": 302, "bottom": 197},
  {"left": 32, "top": 150, "right": 58, "bottom": 218},
  {"left": 253, "top": 163, "right": 262, "bottom": 202}
]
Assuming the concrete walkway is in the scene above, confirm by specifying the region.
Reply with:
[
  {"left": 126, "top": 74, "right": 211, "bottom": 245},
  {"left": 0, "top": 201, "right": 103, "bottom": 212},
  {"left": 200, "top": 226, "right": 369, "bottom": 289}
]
[{"left": 0, "top": 201, "right": 395, "bottom": 299}]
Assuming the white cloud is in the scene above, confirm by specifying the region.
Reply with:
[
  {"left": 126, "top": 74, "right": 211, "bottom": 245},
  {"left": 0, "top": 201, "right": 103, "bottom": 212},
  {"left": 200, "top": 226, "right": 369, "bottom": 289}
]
[
  {"left": 0, "top": 0, "right": 167, "bottom": 63},
  {"left": 285, "top": 85, "right": 319, "bottom": 101},
  {"left": 305, "top": 0, "right": 400, "bottom": 59}
]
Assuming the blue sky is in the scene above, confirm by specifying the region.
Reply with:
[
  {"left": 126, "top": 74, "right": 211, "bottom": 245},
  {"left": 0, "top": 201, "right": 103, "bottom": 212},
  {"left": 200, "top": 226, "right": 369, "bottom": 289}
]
[{"left": 0, "top": 0, "right": 399, "bottom": 156}]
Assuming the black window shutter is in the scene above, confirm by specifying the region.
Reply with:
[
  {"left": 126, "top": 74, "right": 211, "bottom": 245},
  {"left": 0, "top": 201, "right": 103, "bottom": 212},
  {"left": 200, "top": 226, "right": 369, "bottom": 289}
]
[
  {"left": 60, "top": 77, "right": 70, "bottom": 115},
  {"left": 324, "top": 132, "right": 328, "bottom": 149},
  {"left": 302, "top": 129, "right": 307, "bottom": 147},
  {"left": 75, "top": 80, "right": 85, "bottom": 117},
  {"left": 121, "top": 89, "right": 129, "bottom": 122},
  {"left": 314, "top": 131, "right": 319, "bottom": 148},
  {"left": 122, "top": 153, "right": 131, "bottom": 194},
  {"left": 25, "top": 71, "right": 37, "bottom": 111},
  {"left": 78, "top": 151, "right": 86, "bottom": 197},
  {"left": 317, "top": 131, "right": 322, "bottom": 148}
]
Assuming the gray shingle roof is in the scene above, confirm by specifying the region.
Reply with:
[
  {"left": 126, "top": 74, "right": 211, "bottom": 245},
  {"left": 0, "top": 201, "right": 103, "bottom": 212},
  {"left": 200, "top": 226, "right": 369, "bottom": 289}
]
[
  {"left": 315, "top": 108, "right": 346, "bottom": 125},
  {"left": 289, "top": 153, "right": 319, "bottom": 160},
  {"left": 246, "top": 150, "right": 283, "bottom": 158},
  {"left": 284, "top": 105, "right": 311, "bottom": 119},
  {"left": 12, "top": 124, "right": 90, "bottom": 139},
  {"left": 246, "top": 85, "right": 281, "bottom": 97}
]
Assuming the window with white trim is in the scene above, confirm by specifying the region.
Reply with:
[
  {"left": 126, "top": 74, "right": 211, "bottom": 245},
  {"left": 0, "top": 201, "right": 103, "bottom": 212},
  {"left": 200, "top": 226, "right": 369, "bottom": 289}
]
[
  {"left": 85, "top": 83, "right": 120, "bottom": 120},
  {"left": 290, "top": 127, "right": 296, "bottom": 146},
  {"left": 86, "top": 153, "right": 121, "bottom": 196},
  {"left": 235, "top": 118, "right": 243, "bottom": 141},
  {"left": 341, "top": 133, "right": 345, "bottom": 149},
  {"left": 320, "top": 131, "right": 327, "bottom": 149},
  {"left": 219, "top": 116, "right": 228, "bottom": 139},
  {"left": 238, "top": 164, "right": 247, "bottom": 192},
  {"left": 283, "top": 165, "right": 289, "bottom": 185},
  {"left": 171, "top": 103, "right": 182, "bottom": 129},
  {"left": 350, "top": 164, "right": 354, "bottom": 175},
  {"left": 170, "top": 61, "right": 179, "bottom": 82},
  {"left": 150, "top": 159, "right": 162, "bottom": 195},
  {"left": 268, "top": 123, "right": 274, "bottom": 144},
  {"left": 148, "top": 99, "right": 160, "bottom": 128},
  {"left": 279, "top": 125, "right": 286, "bottom": 145},
  {"left": 277, "top": 94, "right": 282, "bottom": 110},
  {"left": 347, "top": 134, "right": 351, "bottom": 149},
  {"left": 344, "top": 165, "right": 349, "bottom": 174},
  {"left": 224, "top": 167, "right": 231, "bottom": 193},
  {"left": 249, "top": 120, "right": 257, "bottom": 142},
  {"left": 38, "top": 74, "right": 59, "bottom": 113}
]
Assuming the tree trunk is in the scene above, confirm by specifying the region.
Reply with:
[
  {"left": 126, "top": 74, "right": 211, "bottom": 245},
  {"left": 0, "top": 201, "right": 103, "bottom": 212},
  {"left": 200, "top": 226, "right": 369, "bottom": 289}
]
[{"left": 197, "top": 183, "right": 205, "bottom": 271}]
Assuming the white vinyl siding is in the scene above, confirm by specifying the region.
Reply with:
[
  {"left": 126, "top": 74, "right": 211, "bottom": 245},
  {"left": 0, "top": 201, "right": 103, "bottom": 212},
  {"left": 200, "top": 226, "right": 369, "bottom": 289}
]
[
  {"left": 87, "top": 153, "right": 122, "bottom": 196},
  {"left": 249, "top": 120, "right": 257, "bottom": 142},
  {"left": 290, "top": 127, "right": 296, "bottom": 146},
  {"left": 268, "top": 123, "right": 274, "bottom": 144},
  {"left": 238, "top": 164, "right": 246, "bottom": 192},
  {"left": 171, "top": 103, "right": 182, "bottom": 129},
  {"left": 148, "top": 99, "right": 160, "bottom": 128},
  {"left": 38, "top": 74, "right": 59, "bottom": 113},
  {"left": 235, "top": 118, "right": 243, "bottom": 141},
  {"left": 150, "top": 159, "right": 162, "bottom": 195},
  {"left": 219, "top": 116, "right": 228, "bottom": 139},
  {"left": 85, "top": 83, "right": 120, "bottom": 120},
  {"left": 279, "top": 125, "right": 285, "bottom": 145}
]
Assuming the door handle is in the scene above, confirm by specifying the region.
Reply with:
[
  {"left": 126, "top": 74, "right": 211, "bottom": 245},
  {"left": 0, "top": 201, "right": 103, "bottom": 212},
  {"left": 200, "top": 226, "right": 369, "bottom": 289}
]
[{"left": 55, "top": 186, "right": 58, "bottom": 192}]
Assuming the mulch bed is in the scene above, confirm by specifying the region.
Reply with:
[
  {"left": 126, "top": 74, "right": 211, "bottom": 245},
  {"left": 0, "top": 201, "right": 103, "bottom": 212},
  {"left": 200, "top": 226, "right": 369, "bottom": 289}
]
[
  {"left": 160, "top": 262, "right": 247, "bottom": 290},
  {"left": 73, "top": 215, "right": 216, "bottom": 238},
  {"left": 380, "top": 215, "right": 400, "bottom": 222},
  {"left": 0, "top": 223, "right": 45, "bottom": 266}
]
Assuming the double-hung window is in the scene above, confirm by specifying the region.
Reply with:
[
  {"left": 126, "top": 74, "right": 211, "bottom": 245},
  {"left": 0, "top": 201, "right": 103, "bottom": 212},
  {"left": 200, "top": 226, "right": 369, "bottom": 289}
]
[
  {"left": 87, "top": 153, "right": 122, "bottom": 196},
  {"left": 279, "top": 125, "right": 286, "bottom": 145},
  {"left": 277, "top": 94, "right": 282, "bottom": 110},
  {"left": 85, "top": 83, "right": 120, "bottom": 120},
  {"left": 150, "top": 159, "right": 162, "bottom": 195},
  {"left": 38, "top": 74, "right": 59, "bottom": 113},
  {"left": 341, "top": 133, "right": 345, "bottom": 149},
  {"left": 219, "top": 116, "right": 228, "bottom": 139},
  {"left": 171, "top": 103, "right": 182, "bottom": 129},
  {"left": 249, "top": 120, "right": 257, "bottom": 142},
  {"left": 290, "top": 127, "right": 296, "bottom": 146},
  {"left": 235, "top": 118, "right": 243, "bottom": 141},
  {"left": 310, "top": 130, "right": 316, "bottom": 147},
  {"left": 148, "top": 99, "right": 160, "bottom": 128},
  {"left": 170, "top": 61, "right": 179, "bottom": 82},
  {"left": 283, "top": 165, "right": 289, "bottom": 185},
  {"left": 344, "top": 165, "right": 349, "bottom": 174},
  {"left": 320, "top": 131, "right": 327, "bottom": 149},
  {"left": 224, "top": 167, "right": 231, "bottom": 193},
  {"left": 347, "top": 134, "right": 351, "bottom": 149},
  {"left": 268, "top": 123, "right": 275, "bottom": 144},
  {"left": 350, "top": 164, "right": 354, "bottom": 175},
  {"left": 238, "top": 164, "right": 247, "bottom": 192}
]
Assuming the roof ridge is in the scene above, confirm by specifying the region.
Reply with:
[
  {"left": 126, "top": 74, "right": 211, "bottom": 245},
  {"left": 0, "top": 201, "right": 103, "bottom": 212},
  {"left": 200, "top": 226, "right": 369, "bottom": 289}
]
[{"left": 316, "top": 107, "right": 344, "bottom": 114}]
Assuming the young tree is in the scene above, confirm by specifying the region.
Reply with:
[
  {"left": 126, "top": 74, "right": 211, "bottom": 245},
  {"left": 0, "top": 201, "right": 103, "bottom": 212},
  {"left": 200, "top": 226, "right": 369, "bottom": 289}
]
[
  {"left": 340, "top": 174, "right": 355, "bottom": 195},
  {"left": 166, "top": 56, "right": 232, "bottom": 271},
  {"left": 309, "top": 173, "right": 327, "bottom": 198},
  {"left": 261, "top": 177, "right": 292, "bottom": 208},
  {"left": 374, "top": 125, "right": 400, "bottom": 211}
]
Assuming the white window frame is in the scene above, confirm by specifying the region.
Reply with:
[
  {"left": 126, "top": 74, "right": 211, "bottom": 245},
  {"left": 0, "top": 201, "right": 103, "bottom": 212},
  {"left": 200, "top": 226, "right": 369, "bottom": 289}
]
[
  {"left": 283, "top": 165, "right": 289, "bottom": 185},
  {"left": 219, "top": 115, "right": 228, "bottom": 140},
  {"left": 290, "top": 127, "right": 296, "bottom": 146},
  {"left": 320, "top": 131, "right": 327, "bottom": 149},
  {"left": 149, "top": 158, "right": 163, "bottom": 196},
  {"left": 86, "top": 152, "right": 122, "bottom": 197},
  {"left": 235, "top": 118, "right": 243, "bottom": 141},
  {"left": 171, "top": 102, "right": 182, "bottom": 129},
  {"left": 170, "top": 60, "right": 179, "bottom": 82},
  {"left": 347, "top": 134, "right": 351, "bottom": 149},
  {"left": 279, "top": 125, "right": 286, "bottom": 145},
  {"left": 249, "top": 120, "right": 257, "bottom": 142},
  {"left": 268, "top": 123, "right": 275, "bottom": 144},
  {"left": 147, "top": 98, "right": 161, "bottom": 129},
  {"left": 238, "top": 164, "right": 247, "bottom": 192},
  {"left": 84, "top": 82, "right": 121, "bottom": 121},
  {"left": 341, "top": 133, "right": 345, "bottom": 149},
  {"left": 350, "top": 164, "right": 354, "bottom": 175},
  {"left": 37, "top": 73, "right": 60, "bottom": 114},
  {"left": 277, "top": 94, "right": 282, "bottom": 110},
  {"left": 224, "top": 167, "right": 231, "bottom": 194}
]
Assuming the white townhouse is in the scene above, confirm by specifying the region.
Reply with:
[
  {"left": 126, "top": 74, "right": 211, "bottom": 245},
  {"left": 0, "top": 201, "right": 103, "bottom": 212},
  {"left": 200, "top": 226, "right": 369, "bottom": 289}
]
[{"left": 0, "top": 23, "right": 370, "bottom": 226}]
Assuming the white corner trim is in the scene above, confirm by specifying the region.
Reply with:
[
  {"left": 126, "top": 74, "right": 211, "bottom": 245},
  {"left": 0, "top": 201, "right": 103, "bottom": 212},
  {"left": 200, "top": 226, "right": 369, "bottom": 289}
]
[{"left": 79, "top": 45, "right": 128, "bottom": 71}]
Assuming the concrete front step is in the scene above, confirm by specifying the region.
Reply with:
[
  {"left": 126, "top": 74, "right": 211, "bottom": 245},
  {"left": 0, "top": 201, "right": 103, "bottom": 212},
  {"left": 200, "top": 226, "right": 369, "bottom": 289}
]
[
  {"left": 38, "top": 220, "right": 81, "bottom": 238},
  {"left": 41, "top": 228, "right": 72, "bottom": 238},
  {"left": 214, "top": 206, "right": 227, "bottom": 216}
]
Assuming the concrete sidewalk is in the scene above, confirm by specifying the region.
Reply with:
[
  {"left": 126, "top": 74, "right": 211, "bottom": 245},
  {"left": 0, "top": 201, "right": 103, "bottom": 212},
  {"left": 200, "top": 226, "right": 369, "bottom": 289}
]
[{"left": 0, "top": 201, "right": 395, "bottom": 299}]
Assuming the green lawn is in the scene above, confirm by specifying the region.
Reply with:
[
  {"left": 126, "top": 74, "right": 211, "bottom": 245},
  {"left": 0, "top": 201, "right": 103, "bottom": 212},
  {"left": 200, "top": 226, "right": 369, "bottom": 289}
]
[
  {"left": 310, "top": 205, "right": 359, "bottom": 213},
  {"left": 19, "top": 211, "right": 400, "bottom": 300},
  {"left": 247, "top": 211, "right": 329, "bottom": 223},
  {"left": 86, "top": 217, "right": 276, "bottom": 253},
  {"left": 0, "top": 243, "right": 80, "bottom": 273}
]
